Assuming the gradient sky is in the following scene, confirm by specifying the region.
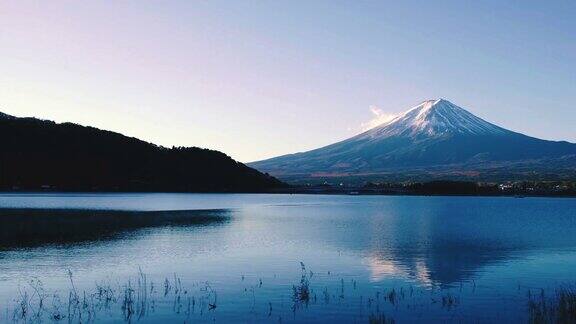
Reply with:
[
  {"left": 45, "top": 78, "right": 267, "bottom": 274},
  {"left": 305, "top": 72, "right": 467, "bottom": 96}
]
[{"left": 1, "top": 1, "right": 575, "bottom": 162}]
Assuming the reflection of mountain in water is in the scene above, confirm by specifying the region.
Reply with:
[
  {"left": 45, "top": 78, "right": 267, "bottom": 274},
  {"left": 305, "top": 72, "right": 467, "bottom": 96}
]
[
  {"left": 0, "top": 208, "right": 231, "bottom": 248},
  {"left": 362, "top": 198, "right": 576, "bottom": 286},
  {"left": 258, "top": 197, "right": 576, "bottom": 287},
  {"left": 366, "top": 242, "right": 514, "bottom": 287}
]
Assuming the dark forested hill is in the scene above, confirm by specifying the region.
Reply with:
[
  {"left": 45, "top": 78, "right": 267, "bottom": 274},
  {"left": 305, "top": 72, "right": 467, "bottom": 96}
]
[{"left": 0, "top": 113, "right": 284, "bottom": 192}]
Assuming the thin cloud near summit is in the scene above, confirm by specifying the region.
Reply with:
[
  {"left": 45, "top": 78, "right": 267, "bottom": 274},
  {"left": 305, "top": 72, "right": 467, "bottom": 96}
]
[{"left": 360, "top": 105, "right": 398, "bottom": 132}]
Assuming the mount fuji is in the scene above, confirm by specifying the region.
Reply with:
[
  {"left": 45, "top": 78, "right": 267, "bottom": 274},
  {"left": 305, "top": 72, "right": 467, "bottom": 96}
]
[{"left": 249, "top": 99, "right": 576, "bottom": 183}]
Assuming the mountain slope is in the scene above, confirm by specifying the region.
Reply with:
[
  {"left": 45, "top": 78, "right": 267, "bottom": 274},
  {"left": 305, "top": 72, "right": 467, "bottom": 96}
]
[
  {"left": 0, "top": 113, "right": 284, "bottom": 192},
  {"left": 249, "top": 99, "right": 576, "bottom": 183}
]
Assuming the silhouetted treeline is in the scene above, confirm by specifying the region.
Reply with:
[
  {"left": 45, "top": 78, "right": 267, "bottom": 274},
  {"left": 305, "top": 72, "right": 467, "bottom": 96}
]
[
  {"left": 288, "top": 180, "right": 576, "bottom": 196},
  {"left": 407, "top": 180, "right": 499, "bottom": 195},
  {"left": 354, "top": 180, "right": 500, "bottom": 195},
  {"left": 0, "top": 115, "right": 285, "bottom": 192},
  {"left": 396, "top": 180, "right": 575, "bottom": 196}
]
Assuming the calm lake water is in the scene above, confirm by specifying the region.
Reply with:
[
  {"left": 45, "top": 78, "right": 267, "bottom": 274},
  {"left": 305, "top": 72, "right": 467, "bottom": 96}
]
[{"left": 0, "top": 193, "right": 575, "bottom": 323}]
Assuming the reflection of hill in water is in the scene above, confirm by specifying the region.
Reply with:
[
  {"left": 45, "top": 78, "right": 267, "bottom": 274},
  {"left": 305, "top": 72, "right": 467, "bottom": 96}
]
[{"left": 0, "top": 208, "right": 231, "bottom": 248}]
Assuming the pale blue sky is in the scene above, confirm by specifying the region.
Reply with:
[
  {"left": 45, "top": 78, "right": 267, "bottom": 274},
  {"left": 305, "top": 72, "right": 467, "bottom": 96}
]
[{"left": 1, "top": 1, "right": 574, "bottom": 162}]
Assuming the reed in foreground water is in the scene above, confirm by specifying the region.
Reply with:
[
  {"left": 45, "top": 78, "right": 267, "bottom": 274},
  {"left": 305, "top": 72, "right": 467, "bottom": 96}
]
[
  {"left": 6, "top": 264, "right": 575, "bottom": 323},
  {"left": 528, "top": 286, "right": 576, "bottom": 324}
]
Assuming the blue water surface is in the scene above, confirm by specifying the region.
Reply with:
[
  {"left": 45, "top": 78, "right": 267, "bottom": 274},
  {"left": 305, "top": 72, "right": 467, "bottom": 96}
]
[{"left": 0, "top": 193, "right": 575, "bottom": 323}]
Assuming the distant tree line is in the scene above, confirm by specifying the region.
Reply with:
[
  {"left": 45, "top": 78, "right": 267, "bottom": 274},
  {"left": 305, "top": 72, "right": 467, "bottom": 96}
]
[
  {"left": 364, "top": 180, "right": 576, "bottom": 196},
  {"left": 291, "top": 180, "right": 576, "bottom": 196}
]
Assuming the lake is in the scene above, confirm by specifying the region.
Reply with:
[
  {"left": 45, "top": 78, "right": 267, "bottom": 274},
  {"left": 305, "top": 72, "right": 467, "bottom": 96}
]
[{"left": 1, "top": 193, "right": 575, "bottom": 323}]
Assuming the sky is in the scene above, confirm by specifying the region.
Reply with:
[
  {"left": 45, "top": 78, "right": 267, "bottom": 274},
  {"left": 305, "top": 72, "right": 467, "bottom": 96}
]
[{"left": 1, "top": 1, "right": 575, "bottom": 162}]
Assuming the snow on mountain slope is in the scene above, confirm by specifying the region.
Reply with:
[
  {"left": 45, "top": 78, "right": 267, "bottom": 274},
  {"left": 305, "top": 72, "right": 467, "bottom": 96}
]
[{"left": 360, "top": 99, "right": 508, "bottom": 139}]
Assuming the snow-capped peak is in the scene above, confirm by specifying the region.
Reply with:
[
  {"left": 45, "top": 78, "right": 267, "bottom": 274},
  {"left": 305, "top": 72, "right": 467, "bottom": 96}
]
[{"left": 363, "top": 99, "right": 507, "bottom": 138}]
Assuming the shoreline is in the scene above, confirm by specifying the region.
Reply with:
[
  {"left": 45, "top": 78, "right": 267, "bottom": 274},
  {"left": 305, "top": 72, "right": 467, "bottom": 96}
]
[{"left": 0, "top": 189, "right": 574, "bottom": 198}]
